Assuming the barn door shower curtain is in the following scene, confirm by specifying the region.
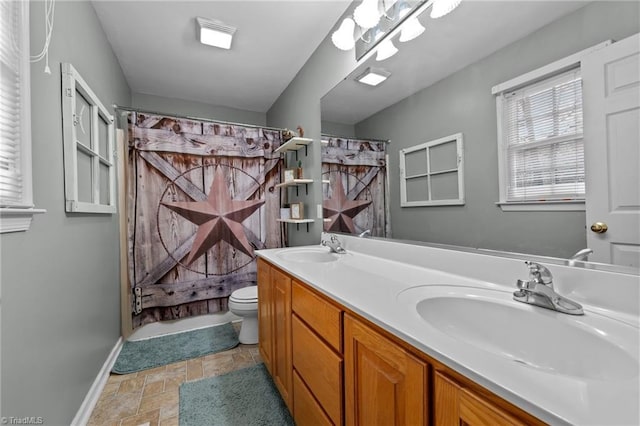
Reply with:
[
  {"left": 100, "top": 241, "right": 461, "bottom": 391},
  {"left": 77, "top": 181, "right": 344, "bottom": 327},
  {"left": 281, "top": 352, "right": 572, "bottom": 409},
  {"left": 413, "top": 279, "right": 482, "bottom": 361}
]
[
  {"left": 322, "top": 136, "right": 390, "bottom": 238},
  {"left": 126, "top": 112, "right": 283, "bottom": 328}
]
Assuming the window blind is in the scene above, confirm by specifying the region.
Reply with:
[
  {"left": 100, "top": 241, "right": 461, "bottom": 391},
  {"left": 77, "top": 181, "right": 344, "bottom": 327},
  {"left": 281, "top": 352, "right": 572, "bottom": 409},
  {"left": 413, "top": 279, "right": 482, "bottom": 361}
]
[
  {"left": 0, "top": 1, "right": 25, "bottom": 206},
  {"left": 502, "top": 68, "right": 584, "bottom": 202}
]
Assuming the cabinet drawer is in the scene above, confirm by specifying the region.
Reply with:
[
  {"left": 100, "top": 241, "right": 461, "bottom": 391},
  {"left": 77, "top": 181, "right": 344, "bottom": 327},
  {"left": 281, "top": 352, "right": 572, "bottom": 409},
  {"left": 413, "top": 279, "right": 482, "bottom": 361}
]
[
  {"left": 293, "top": 370, "right": 333, "bottom": 426},
  {"left": 292, "top": 280, "right": 342, "bottom": 351},
  {"left": 292, "top": 314, "right": 343, "bottom": 425}
]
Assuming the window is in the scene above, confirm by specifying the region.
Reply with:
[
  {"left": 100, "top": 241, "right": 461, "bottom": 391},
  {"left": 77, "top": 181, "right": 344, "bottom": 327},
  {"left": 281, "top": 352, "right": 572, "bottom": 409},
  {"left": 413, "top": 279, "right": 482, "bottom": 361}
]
[
  {"left": 61, "top": 63, "right": 115, "bottom": 214},
  {"left": 493, "top": 42, "right": 610, "bottom": 211},
  {"left": 400, "top": 133, "right": 464, "bottom": 207},
  {"left": 0, "top": 1, "right": 44, "bottom": 233}
]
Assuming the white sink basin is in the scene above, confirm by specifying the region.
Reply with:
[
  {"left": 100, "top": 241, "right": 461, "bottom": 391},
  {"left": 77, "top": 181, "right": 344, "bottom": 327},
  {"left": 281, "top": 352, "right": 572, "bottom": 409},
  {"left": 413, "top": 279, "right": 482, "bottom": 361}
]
[
  {"left": 398, "top": 286, "right": 639, "bottom": 381},
  {"left": 276, "top": 247, "right": 340, "bottom": 263}
]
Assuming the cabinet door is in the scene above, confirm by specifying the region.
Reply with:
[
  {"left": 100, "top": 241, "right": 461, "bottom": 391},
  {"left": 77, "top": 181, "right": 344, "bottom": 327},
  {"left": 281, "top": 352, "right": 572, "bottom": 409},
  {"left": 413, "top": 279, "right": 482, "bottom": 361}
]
[
  {"left": 272, "top": 266, "right": 293, "bottom": 410},
  {"left": 344, "top": 314, "right": 428, "bottom": 426},
  {"left": 435, "top": 371, "right": 525, "bottom": 426},
  {"left": 257, "top": 258, "right": 273, "bottom": 374}
]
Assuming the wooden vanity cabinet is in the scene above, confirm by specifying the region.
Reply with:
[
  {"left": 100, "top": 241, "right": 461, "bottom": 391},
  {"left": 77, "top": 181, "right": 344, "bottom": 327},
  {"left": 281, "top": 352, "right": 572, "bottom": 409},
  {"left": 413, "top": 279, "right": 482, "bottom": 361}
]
[
  {"left": 292, "top": 280, "right": 344, "bottom": 425},
  {"left": 434, "top": 371, "right": 527, "bottom": 426},
  {"left": 344, "top": 313, "right": 428, "bottom": 426},
  {"left": 258, "top": 258, "right": 545, "bottom": 426},
  {"left": 257, "top": 258, "right": 293, "bottom": 411},
  {"left": 257, "top": 258, "right": 273, "bottom": 373},
  {"left": 258, "top": 259, "right": 344, "bottom": 424}
]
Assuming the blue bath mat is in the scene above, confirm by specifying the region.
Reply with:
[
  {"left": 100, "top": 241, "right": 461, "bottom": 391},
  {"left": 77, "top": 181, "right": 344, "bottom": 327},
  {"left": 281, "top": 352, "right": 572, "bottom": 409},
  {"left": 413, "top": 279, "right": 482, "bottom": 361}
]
[
  {"left": 112, "top": 322, "right": 239, "bottom": 374},
  {"left": 179, "top": 363, "right": 294, "bottom": 426}
]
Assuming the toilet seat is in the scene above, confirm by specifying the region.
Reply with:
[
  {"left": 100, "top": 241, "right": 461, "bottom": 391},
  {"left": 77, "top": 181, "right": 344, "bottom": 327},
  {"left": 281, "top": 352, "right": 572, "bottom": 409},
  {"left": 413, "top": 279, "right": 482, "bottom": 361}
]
[{"left": 229, "top": 286, "right": 258, "bottom": 304}]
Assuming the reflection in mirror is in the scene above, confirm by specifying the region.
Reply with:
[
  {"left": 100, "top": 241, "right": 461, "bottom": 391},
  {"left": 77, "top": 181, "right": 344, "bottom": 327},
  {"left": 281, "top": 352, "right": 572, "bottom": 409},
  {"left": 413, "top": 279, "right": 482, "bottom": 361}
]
[
  {"left": 353, "top": 0, "right": 427, "bottom": 60},
  {"left": 321, "top": 1, "right": 640, "bottom": 268},
  {"left": 321, "top": 136, "right": 390, "bottom": 237}
]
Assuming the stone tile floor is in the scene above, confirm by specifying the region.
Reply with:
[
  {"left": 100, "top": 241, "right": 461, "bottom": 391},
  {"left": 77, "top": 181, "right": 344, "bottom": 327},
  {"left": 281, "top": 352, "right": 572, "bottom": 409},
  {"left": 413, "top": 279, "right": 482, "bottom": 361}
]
[{"left": 88, "top": 327, "right": 260, "bottom": 426}]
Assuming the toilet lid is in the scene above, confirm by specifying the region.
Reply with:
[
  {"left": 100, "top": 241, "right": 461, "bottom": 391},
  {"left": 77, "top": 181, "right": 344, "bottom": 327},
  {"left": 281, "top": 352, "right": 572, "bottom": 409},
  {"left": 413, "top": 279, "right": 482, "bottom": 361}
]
[{"left": 230, "top": 286, "right": 258, "bottom": 302}]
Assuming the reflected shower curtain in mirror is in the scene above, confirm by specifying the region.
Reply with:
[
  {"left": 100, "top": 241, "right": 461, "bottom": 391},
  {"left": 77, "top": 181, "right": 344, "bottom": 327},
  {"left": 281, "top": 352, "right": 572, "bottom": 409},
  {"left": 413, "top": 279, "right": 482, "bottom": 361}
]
[
  {"left": 322, "top": 136, "right": 389, "bottom": 238},
  {"left": 126, "top": 112, "right": 283, "bottom": 328}
]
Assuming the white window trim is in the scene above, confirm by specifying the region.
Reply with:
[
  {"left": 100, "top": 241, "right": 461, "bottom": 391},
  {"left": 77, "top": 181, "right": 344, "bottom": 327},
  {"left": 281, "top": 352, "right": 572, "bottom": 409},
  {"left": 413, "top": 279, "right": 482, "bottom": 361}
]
[
  {"left": 400, "top": 133, "right": 464, "bottom": 207},
  {"left": 61, "top": 63, "right": 116, "bottom": 214},
  {"left": 493, "top": 41, "right": 611, "bottom": 212},
  {"left": 0, "top": 2, "right": 46, "bottom": 233}
]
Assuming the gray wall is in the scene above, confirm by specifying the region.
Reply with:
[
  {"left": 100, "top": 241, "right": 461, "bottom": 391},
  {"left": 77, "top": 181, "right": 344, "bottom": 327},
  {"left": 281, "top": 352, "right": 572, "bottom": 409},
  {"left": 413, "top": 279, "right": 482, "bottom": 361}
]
[
  {"left": 0, "top": 1, "right": 130, "bottom": 424},
  {"left": 132, "top": 92, "right": 267, "bottom": 126},
  {"left": 267, "top": 34, "right": 358, "bottom": 246},
  {"left": 321, "top": 120, "right": 356, "bottom": 138},
  {"left": 355, "top": 2, "right": 640, "bottom": 258}
]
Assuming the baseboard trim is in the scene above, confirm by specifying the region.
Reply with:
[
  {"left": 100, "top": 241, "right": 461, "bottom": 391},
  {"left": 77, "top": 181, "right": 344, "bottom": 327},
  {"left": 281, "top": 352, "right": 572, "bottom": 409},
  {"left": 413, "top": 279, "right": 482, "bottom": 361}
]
[{"left": 71, "top": 337, "right": 124, "bottom": 425}]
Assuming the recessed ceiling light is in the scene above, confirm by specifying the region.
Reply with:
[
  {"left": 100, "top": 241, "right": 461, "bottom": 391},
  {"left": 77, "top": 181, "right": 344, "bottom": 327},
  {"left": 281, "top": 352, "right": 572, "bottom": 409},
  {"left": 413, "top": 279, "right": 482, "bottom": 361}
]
[
  {"left": 196, "top": 17, "right": 236, "bottom": 49},
  {"left": 356, "top": 67, "right": 391, "bottom": 86}
]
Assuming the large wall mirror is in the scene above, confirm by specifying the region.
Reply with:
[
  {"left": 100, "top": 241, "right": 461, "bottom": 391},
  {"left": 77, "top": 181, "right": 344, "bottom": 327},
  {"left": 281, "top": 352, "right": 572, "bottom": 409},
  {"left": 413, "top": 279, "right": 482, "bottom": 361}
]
[{"left": 321, "top": 1, "right": 640, "bottom": 268}]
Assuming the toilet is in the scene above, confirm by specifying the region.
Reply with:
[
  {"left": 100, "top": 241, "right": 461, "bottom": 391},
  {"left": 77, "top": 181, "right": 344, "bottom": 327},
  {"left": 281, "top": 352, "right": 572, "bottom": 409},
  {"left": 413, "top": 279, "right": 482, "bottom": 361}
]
[{"left": 228, "top": 285, "right": 259, "bottom": 344}]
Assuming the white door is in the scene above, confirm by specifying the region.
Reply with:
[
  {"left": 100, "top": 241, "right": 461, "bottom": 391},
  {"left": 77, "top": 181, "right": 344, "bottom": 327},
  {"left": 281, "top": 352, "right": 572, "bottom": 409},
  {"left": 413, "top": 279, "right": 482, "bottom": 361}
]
[{"left": 583, "top": 33, "right": 640, "bottom": 267}]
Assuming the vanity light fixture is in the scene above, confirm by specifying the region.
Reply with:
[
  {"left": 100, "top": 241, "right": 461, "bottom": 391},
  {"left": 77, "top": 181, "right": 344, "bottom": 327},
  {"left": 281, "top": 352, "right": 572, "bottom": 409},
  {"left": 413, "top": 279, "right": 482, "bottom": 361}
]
[
  {"left": 196, "top": 17, "right": 236, "bottom": 49},
  {"left": 332, "top": 0, "right": 462, "bottom": 55},
  {"left": 396, "top": 0, "right": 412, "bottom": 20},
  {"left": 376, "top": 38, "right": 398, "bottom": 61},
  {"left": 332, "top": 18, "right": 356, "bottom": 51},
  {"left": 430, "top": 0, "right": 462, "bottom": 19},
  {"left": 356, "top": 67, "right": 391, "bottom": 86},
  {"left": 399, "top": 16, "right": 425, "bottom": 42},
  {"left": 353, "top": 0, "right": 381, "bottom": 29}
]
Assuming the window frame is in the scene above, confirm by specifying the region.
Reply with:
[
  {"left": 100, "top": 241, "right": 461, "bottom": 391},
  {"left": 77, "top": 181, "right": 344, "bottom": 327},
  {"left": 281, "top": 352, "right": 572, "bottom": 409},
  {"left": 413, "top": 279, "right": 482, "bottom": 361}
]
[
  {"left": 493, "top": 41, "right": 611, "bottom": 212},
  {"left": 61, "top": 63, "right": 116, "bottom": 214},
  {"left": 400, "top": 133, "right": 465, "bottom": 207},
  {"left": 0, "top": 1, "right": 45, "bottom": 233}
]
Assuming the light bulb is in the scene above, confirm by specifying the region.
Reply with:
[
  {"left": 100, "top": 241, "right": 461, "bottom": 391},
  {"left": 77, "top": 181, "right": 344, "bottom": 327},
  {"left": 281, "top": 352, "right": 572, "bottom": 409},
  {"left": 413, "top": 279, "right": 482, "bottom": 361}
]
[
  {"left": 399, "top": 17, "right": 425, "bottom": 42},
  {"left": 397, "top": 1, "right": 411, "bottom": 19},
  {"left": 430, "top": 0, "right": 462, "bottom": 19},
  {"left": 354, "top": 0, "right": 380, "bottom": 30},
  {"left": 375, "top": 39, "right": 398, "bottom": 61},
  {"left": 331, "top": 18, "right": 356, "bottom": 51}
]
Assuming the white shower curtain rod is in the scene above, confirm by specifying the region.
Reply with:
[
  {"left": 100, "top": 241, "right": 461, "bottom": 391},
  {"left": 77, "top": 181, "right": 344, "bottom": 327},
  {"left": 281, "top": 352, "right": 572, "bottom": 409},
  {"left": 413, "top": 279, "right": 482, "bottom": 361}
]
[
  {"left": 113, "top": 105, "right": 285, "bottom": 133},
  {"left": 321, "top": 132, "right": 390, "bottom": 144}
]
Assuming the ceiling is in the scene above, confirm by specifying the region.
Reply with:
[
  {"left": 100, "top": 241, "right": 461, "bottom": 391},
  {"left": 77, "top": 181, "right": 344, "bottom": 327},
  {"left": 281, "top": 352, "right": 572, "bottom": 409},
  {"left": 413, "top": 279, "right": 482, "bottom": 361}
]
[
  {"left": 92, "top": 0, "right": 351, "bottom": 113},
  {"left": 321, "top": 1, "right": 588, "bottom": 125}
]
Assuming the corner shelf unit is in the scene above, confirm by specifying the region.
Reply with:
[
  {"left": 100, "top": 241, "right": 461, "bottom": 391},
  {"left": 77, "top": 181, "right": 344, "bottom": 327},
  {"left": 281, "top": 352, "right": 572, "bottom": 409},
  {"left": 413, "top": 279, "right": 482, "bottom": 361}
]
[
  {"left": 276, "top": 178, "right": 313, "bottom": 196},
  {"left": 275, "top": 136, "right": 316, "bottom": 233},
  {"left": 276, "top": 218, "right": 315, "bottom": 232},
  {"left": 275, "top": 179, "right": 314, "bottom": 187},
  {"left": 275, "top": 137, "right": 313, "bottom": 160}
]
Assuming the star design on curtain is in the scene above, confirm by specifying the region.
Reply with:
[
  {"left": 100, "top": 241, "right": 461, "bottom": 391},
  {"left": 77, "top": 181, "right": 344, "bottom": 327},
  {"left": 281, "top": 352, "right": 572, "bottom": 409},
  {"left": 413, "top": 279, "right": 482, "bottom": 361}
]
[
  {"left": 161, "top": 167, "right": 264, "bottom": 265},
  {"left": 323, "top": 177, "right": 372, "bottom": 234}
]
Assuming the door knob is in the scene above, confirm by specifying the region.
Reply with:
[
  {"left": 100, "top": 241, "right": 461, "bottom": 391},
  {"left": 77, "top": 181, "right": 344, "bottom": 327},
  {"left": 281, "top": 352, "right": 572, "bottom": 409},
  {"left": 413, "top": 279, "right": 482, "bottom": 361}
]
[{"left": 590, "top": 222, "right": 608, "bottom": 234}]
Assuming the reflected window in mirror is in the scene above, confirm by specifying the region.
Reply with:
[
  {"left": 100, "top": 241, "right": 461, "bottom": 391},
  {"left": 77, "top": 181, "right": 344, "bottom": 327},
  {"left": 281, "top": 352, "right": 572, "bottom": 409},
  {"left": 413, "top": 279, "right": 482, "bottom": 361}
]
[
  {"left": 495, "top": 52, "right": 589, "bottom": 212},
  {"left": 400, "top": 133, "right": 464, "bottom": 207}
]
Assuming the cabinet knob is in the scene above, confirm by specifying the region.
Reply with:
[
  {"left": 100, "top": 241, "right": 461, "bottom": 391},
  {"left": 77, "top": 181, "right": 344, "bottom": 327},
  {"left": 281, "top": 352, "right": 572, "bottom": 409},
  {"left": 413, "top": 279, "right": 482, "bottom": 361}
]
[{"left": 590, "top": 222, "right": 608, "bottom": 234}]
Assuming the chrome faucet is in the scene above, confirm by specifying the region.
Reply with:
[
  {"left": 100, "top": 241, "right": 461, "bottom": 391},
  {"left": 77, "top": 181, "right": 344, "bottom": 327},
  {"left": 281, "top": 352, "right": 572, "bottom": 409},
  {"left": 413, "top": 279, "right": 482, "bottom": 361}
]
[
  {"left": 568, "top": 248, "right": 593, "bottom": 265},
  {"left": 358, "top": 229, "right": 371, "bottom": 238},
  {"left": 513, "top": 261, "right": 584, "bottom": 315},
  {"left": 321, "top": 234, "right": 346, "bottom": 254}
]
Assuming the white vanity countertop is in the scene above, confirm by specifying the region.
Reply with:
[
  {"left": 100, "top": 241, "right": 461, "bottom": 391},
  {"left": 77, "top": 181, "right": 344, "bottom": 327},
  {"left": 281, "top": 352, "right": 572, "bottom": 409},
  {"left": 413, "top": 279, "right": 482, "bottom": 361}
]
[{"left": 256, "top": 236, "right": 640, "bottom": 426}]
